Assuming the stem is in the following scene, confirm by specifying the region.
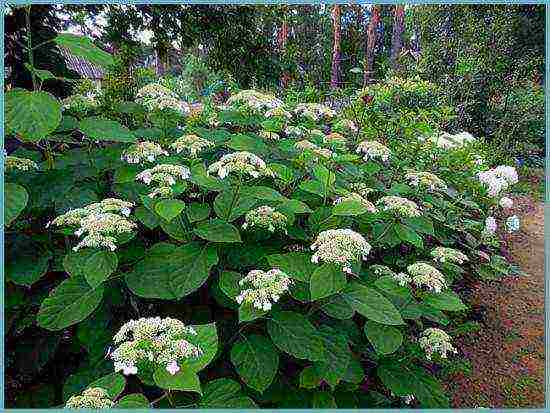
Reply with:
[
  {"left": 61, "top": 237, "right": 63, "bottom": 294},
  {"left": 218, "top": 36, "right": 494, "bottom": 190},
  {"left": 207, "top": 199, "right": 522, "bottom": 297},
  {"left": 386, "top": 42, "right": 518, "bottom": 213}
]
[
  {"left": 227, "top": 172, "right": 243, "bottom": 220},
  {"left": 150, "top": 393, "right": 167, "bottom": 407},
  {"left": 166, "top": 390, "right": 175, "bottom": 407}
]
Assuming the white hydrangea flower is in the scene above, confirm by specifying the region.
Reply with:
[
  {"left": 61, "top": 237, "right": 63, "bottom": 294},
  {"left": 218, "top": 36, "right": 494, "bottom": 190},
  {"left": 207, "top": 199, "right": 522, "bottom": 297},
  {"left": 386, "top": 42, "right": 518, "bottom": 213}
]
[
  {"left": 5, "top": 155, "right": 39, "bottom": 171},
  {"left": 170, "top": 134, "right": 214, "bottom": 157},
  {"left": 356, "top": 140, "right": 391, "bottom": 162},
  {"left": 310, "top": 229, "right": 372, "bottom": 273},
  {"left": 294, "top": 140, "right": 334, "bottom": 159},
  {"left": 47, "top": 199, "right": 136, "bottom": 252},
  {"left": 111, "top": 317, "right": 202, "bottom": 377},
  {"left": 348, "top": 182, "right": 375, "bottom": 198},
  {"left": 405, "top": 171, "right": 447, "bottom": 192},
  {"left": 407, "top": 262, "right": 447, "bottom": 293},
  {"left": 242, "top": 206, "right": 288, "bottom": 233},
  {"left": 419, "top": 328, "right": 457, "bottom": 360},
  {"left": 377, "top": 196, "right": 421, "bottom": 218},
  {"left": 136, "top": 83, "right": 190, "bottom": 114},
  {"left": 334, "top": 193, "right": 377, "bottom": 213},
  {"left": 207, "top": 151, "right": 274, "bottom": 180},
  {"left": 61, "top": 93, "right": 99, "bottom": 112},
  {"left": 431, "top": 247, "right": 469, "bottom": 264},
  {"left": 136, "top": 164, "right": 191, "bottom": 198},
  {"left": 371, "top": 265, "right": 411, "bottom": 286},
  {"left": 285, "top": 125, "right": 308, "bottom": 138},
  {"left": 236, "top": 269, "right": 293, "bottom": 311},
  {"left": 64, "top": 387, "right": 114, "bottom": 409},
  {"left": 499, "top": 196, "right": 513, "bottom": 209},
  {"left": 477, "top": 165, "right": 518, "bottom": 197},
  {"left": 426, "top": 131, "right": 476, "bottom": 149},
  {"left": 294, "top": 103, "right": 336, "bottom": 121},
  {"left": 483, "top": 216, "right": 497, "bottom": 235},
  {"left": 259, "top": 130, "right": 280, "bottom": 141},
  {"left": 121, "top": 141, "right": 168, "bottom": 164},
  {"left": 265, "top": 107, "right": 292, "bottom": 119},
  {"left": 506, "top": 215, "right": 520, "bottom": 233},
  {"left": 227, "top": 89, "right": 283, "bottom": 112}
]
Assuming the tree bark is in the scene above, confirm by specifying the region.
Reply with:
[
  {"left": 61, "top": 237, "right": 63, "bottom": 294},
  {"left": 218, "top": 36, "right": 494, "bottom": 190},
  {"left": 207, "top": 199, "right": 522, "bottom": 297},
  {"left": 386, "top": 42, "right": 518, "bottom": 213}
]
[
  {"left": 390, "top": 5, "right": 405, "bottom": 71},
  {"left": 364, "top": 5, "right": 381, "bottom": 86},
  {"left": 330, "top": 5, "right": 342, "bottom": 89}
]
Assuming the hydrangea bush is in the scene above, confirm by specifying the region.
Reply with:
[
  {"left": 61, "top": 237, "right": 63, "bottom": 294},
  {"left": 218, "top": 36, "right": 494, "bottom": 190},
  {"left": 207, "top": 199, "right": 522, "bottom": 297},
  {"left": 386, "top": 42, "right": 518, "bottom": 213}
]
[{"left": 5, "top": 75, "right": 521, "bottom": 408}]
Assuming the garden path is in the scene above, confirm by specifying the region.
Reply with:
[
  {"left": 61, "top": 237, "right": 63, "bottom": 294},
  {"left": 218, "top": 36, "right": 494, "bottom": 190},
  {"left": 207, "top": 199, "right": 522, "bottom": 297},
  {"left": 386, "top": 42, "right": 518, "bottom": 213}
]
[{"left": 449, "top": 196, "right": 545, "bottom": 408}]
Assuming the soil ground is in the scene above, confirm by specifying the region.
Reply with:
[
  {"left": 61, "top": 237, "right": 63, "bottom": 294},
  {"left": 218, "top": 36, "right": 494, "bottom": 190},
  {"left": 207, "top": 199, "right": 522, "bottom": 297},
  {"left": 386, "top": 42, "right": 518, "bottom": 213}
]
[{"left": 448, "top": 195, "right": 545, "bottom": 407}]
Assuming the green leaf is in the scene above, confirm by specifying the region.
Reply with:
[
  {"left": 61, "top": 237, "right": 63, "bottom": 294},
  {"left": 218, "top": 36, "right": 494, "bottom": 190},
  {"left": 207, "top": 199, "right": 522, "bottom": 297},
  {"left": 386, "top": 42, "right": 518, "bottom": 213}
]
[
  {"left": 239, "top": 302, "right": 268, "bottom": 323},
  {"left": 154, "top": 199, "right": 186, "bottom": 222},
  {"left": 242, "top": 186, "right": 286, "bottom": 202},
  {"left": 364, "top": 321, "right": 403, "bottom": 355},
  {"left": 79, "top": 117, "right": 135, "bottom": 142},
  {"left": 55, "top": 33, "right": 114, "bottom": 67},
  {"left": 299, "top": 180, "right": 325, "bottom": 197},
  {"left": 37, "top": 275, "right": 104, "bottom": 331},
  {"left": 83, "top": 250, "right": 118, "bottom": 288},
  {"left": 403, "top": 216, "right": 434, "bottom": 235},
  {"left": 186, "top": 202, "right": 211, "bottom": 223},
  {"left": 342, "top": 282, "right": 404, "bottom": 325},
  {"left": 267, "top": 252, "right": 317, "bottom": 282},
  {"left": 310, "top": 263, "right": 347, "bottom": 300},
  {"left": 267, "top": 311, "right": 325, "bottom": 361},
  {"left": 231, "top": 334, "right": 279, "bottom": 392},
  {"left": 218, "top": 270, "right": 242, "bottom": 300},
  {"left": 213, "top": 189, "right": 257, "bottom": 222},
  {"left": 200, "top": 378, "right": 240, "bottom": 407},
  {"left": 299, "top": 366, "right": 322, "bottom": 389},
  {"left": 423, "top": 291, "right": 467, "bottom": 311},
  {"left": 314, "top": 325, "right": 351, "bottom": 388},
  {"left": 320, "top": 294, "right": 355, "bottom": 320},
  {"left": 278, "top": 199, "right": 312, "bottom": 214},
  {"left": 185, "top": 323, "right": 218, "bottom": 372},
  {"left": 153, "top": 368, "right": 201, "bottom": 394},
  {"left": 5, "top": 90, "right": 62, "bottom": 141},
  {"left": 194, "top": 219, "right": 241, "bottom": 243},
  {"left": 394, "top": 223, "right": 423, "bottom": 248},
  {"left": 63, "top": 249, "right": 96, "bottom": 278},
  {"left": 374, "top": 275, "right": 412, "bottom": 299},
  {"left": 311, "top": 391, "right": 337, "bottom": 408},
  {"left": 89, "top": 372, "right": 126, "bottom": 399},
  {"left": 125, "top": 242, "right": 218, "bottom": 299},
  {"left": 226, "top": 133, "right": 268, "bottom": 154},
  {"left": 5, "top": 183, "right": 28, "bottom": 226},
  {"left": 135, "top": 206, "right": 161, "bottom": 229},
  {"left": 377, "top": 363, "right": 416, "bottom": 397},
  {"left": 6, "top": 242, "right": 51, "bottom": 287},
  {"left": 115, "top": 394, "right": 150, "bottom": 408},
  {"left": 189, "top": 164, "right": 227, "bottom": 192},
  {"left": 312, "top": 165, "right": 335, "bottom": 188},
  {"left": 333, "top": 199, "right": 372, "bottom": 216}
]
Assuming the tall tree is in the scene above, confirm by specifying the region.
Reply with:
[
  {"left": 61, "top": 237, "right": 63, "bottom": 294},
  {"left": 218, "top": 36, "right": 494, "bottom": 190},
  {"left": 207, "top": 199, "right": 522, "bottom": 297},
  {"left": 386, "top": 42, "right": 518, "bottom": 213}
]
[
  {"left": 364, "top": 5, "right": 381, "bottom": 86},
  {"left": 330, "top": 4, "right": 342, "bottom": 89},
  {"left": 390, "top": 5, "right": 405, "bottom": 70}
]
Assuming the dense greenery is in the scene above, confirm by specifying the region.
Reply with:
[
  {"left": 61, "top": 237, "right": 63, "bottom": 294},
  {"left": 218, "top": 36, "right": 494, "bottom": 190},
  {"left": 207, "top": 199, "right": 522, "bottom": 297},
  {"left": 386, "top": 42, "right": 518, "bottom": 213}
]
[{"left": 4, "top": 4, "right": 541, "bottom": 409}]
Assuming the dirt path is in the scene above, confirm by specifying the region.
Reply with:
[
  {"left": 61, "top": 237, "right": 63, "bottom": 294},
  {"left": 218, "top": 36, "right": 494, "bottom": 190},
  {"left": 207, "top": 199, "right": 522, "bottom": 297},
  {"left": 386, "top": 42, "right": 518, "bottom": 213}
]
[{"left": 448, "top": 196, "right": 545, "bottom": 408}]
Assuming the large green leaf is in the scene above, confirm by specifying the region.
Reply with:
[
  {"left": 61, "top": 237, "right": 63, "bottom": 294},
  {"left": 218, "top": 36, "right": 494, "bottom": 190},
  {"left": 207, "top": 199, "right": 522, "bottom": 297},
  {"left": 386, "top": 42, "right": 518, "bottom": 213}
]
[
  {"left": 153, "top": 368, "right": 201, "bottom": 394},
  {"left": 213, "top": 189, "right": 257, "bottom": 222},
  {"left": 186, "top": 202, "right": 211, "bottom": 223},
  {"left": 83, "top": 250, "right": 118, "bottom": 288},
  {"left": 267, "top": 252, "right": 317, "bottom": 282},
  {"left": 242, "top": 186, "right": 286, "bottom": 202},
  {"left": 125, "top": 242, "right": 218, "bottom": 299},
  {"left": 79, "top": 117, "right": 135, "bottom": 142},
  {"left": 194, "top": 219, "right": 242, "bottom": 243},
  {"left": 55, "top": 33, "right": 114, "bottom": 67},
  {"left": 185, "top": 323, "right": 218, "bottom": 372},
  {"left": 310, "top": 263, "right": 347, "bottom": 300},
  {"left": 364, "top": 320, "right": 403, "bottom": 355},
  {"left": 314, "top": 325, "right": 351, "bottom": 388},
  {"left": 200, "top": 378, "right": 257, "bottom": 408},
  {"left": 89, "top": 372, "right": 126, "bottom": 399},
  {"left": 239, "top": 302, "right": 269, "bottom": 323},
  {"left": 5, "top": 90, "right": 62, "bottom": 141},
  {"left": 332, "top": 199, "right": 371, "bottom": 216},
  {"left": 394, "top": 223, "right": 423, "bottom": 248},
  {"left": 267, "top": 311, "right": 325, "bottom": 361},
  {"left": 226, "top": 133, "right": 268, "bottom": 154},
  {"left": 423, "top": 291, "right": 467, "bottom": 311},
  {"left": 154, "top": 199, "right": 186, "bottom": 222},
  {"left": 231, "top": 334, "right": 279, "bottom": 392},
  {"left": 37, "top": 275, "right": 104, "bottom": 331},
  {"left": 342, "top": 282, "right": 404, "bottom": 325},
  {"left": 320, "top": 294, "right": 355, "bottom": 320},
  {"left": 5, "top": 183, "right": 28, "bottom": 226},
  {"left": 115, "top": 394, "right": 150, "bottom": 408},
  {"left": 6, "top": 237, "right": 51, "bottom": 287}
]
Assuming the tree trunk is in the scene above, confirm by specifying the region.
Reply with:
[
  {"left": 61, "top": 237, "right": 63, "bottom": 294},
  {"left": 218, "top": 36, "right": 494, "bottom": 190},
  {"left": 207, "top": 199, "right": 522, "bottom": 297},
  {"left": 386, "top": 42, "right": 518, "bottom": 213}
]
[
  {"left": 330, "top": 5, "right": 342, "bottom": 89},
  {"left": 278, "top": 18, "right": 290, "bottom": 88},
  {"left": 364, "top": 5, "right": 381, "bottom": 86},
  {"left": 390, "top": 5, "right": 405, "bottom": 71}
]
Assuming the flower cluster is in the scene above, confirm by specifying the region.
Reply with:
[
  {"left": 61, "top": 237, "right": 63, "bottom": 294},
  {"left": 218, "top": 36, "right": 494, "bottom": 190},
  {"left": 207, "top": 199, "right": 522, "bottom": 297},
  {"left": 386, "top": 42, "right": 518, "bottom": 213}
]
[
  {"left": 371, "top": 265, "right": 411, "bottom": 286},
  {"left": 62, "top": 93, "right": 98, "bottom": 112},
  {"left": 377, "top": 196, "right": 421, "bottom": 218},
  {"left": 236, "top": 269, "right": 293, "bottom": 311},
  {"left": 431, "top": 247, "right": 469, "bottom": 264},
  {"left": 483, "top": 216, "right": 497, "bottom": 235},
  {"left": 294, "top": 103, "right": 336, "bottom": 121},
  {"left": 242, "top": 206, "right": 288, "bottom": 233},
  {"left": 208, "top": 151, "right": 274, "bottom": 179},
  {"left": 332, "top": 119, "right": 358, "bottom": 134},
  {"left": 121, "top": 141, "right": 168, "bottom": 164},
  {"left": 427, "top": 131, "right": 476, "bottom": 149},
  {"left": 348, "top": 182, "right": 375, "bottom": 198},
  {"left": 136, "top": 83, "right": 189, "bottom": 114},
  {"left": 170, "top": 134, "right": 214, "bottom": 157},
  {"left": 285, "top": 125, "right": 307, "bottom": 138},
  {"left": 310, "top": 229, "right": 372, "bottom": 273},
  {"left": 64, "top": 387, "right": 114, "bottom": 409},
  {"left": 227, "top": 89, "right": 283, "bottom": 112},
  {"left": 5, "top": 155, "right": 38, "bottom": 171},
  {"left": 294, "top": 140, "right": 334, "bottom": 159},
  {"left": 265, "top": 107, "right": 292, "bottom": 119},
  {"left": 259, "top": 130, "right": 280, "bottom": 141},
  {"left": 477, "top": 165, "right": 518, "bottom": 197},
  {"left": 499, "top": 196, "right": 513, "bottom": 209},
  {"left": 334, "top": 193, "right": 377, "bottom": 213},
  {"left": 47, "top": 199, "right": 136, "bottom": 252},
  {"left": 405, "top": 171, "right": 448, "bottom": 192},
  {"left": 356, "top": 140, "right": 391, "bottom": 162},
  {"left": 407, "top": 262, "right": 447, "bottom": 293},
  {"left": 136, "top": 164, "right": 191, "bottom": 198},
  {"left": 111, "top": 317, "right": 202, "bottom": 376},
  {"left": 418, "top": 328, "right": 457, "bottom": 360},
  {"left": 506, "top": 215, "right": 520, "bottom": 233}
]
